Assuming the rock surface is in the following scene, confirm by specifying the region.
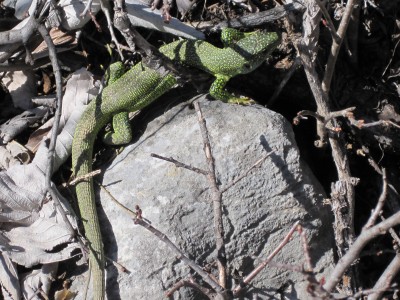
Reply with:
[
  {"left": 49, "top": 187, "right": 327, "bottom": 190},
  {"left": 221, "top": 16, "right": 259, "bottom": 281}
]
[{"left": 72, "top": 96, "right": 334, "bottom": 299}]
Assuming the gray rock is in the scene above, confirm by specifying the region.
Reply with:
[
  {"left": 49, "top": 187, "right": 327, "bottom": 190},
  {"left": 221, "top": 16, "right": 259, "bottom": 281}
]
[{"left": 73, "top": 96, "right": 334, "bottom": 299}]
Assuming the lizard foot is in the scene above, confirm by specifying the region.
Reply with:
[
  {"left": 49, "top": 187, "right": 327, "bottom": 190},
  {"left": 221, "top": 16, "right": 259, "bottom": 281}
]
[{"left": 226, "top": 97, "right": 257, "bottom": 105}]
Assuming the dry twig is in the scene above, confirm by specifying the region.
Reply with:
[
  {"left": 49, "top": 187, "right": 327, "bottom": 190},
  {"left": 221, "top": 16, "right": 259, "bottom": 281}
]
[
  {"left": 367, "top": 252, "right": 400, "bottom": 300},
  {"left": 194, "top": 100, "right": 227, "bottom": 288},
  {"left": 165, "top": 277, "right": 215, "bottom": 298},
  {"left": 292, "top": 1, "right": 361, "bottom": 272},
  {"left": 37, "top": 24, "right": 84, "bottom": 257},
  {"left": 363, "top": 169, "right": 388, "bottom": 229},
  {"left": 232, "top": 221, "right": 300, "bottom": 296},
  {"left": 324, "top": 210, "right": 400, "bottom": 292},
  {"left": 150, "top": 153, "right": 208, "bottom": 175},
  {"left": 99, "top": 183, "right": 225, "bottom": 297}
]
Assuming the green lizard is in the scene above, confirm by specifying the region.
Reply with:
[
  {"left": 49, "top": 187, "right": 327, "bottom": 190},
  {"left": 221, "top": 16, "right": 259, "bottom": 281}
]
[{"left": 71, "top": 28, "right": 280, "bottom": 299}]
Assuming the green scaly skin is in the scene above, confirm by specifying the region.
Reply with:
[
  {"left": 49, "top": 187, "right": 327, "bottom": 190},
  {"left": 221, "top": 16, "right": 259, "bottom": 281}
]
[{"left": 72, "top": 28, "right": 280, "bottom": 300}]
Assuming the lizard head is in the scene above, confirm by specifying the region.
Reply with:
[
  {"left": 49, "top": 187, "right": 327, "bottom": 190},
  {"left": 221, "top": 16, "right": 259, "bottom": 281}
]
[{"left": 227, "top": 30, "right": 281, "bottom": 76}]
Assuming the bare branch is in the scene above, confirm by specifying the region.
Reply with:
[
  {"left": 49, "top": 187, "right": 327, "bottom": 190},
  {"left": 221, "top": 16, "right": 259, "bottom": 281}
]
[
  {"left": 194, "top": 100, "right": 227, "bottom": 288},
  {"left": 293, "top": 0, "right": 358, "bottom": 271},
  {"left": 37, "top": 24, "right": 83, "bottom": 256},
  {"left": 221, "top": 152, "right": 274, "bottom": 193},
  {"left": 360, "top": 120, "right": 400, "bottom": 130},
  {"left": 68, "top": 170, "right": 102, "bottom": 186},
  {"left": 324, "top": 210, "right": 400, "bottom": 292},
  {"left": 98, "top": 183, "right": 225, "bottom": 294},
  {"left": 314, "top": 0, "right": 340, "bottom": 42},
  {"left": 321, "top": 0, "right": 360, "bottom": 94},
  {"left": 0, "top": 16, "right": 38, "bottom": 46},
  {"left": 363, "top": 169, "right": 387, "bottom": 229},
  {"left": 297, "top": 225, "right": 313, "bottom": 271},
  {"left": 232, "top": 221, "right": 300, "bottom": 296},
  {"left": 268, "top": 57, "right": 301, "bottom": 107},
  {"left": 367, "top": 252, "right": 400, "bottom": 300},
  {"left": 99, "top": 0, "right": 124, "bottom": 59},
  {"left": 165, "top": 277, "right": 216, "bottom": 299},
  {"left": 150, "top": 153, "right": 208, "bottom": 175}
]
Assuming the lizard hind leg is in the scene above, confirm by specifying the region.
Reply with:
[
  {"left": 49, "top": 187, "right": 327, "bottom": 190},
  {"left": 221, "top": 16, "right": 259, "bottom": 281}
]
[
  {"left": 103, "top": 112, "right": 132, "bottom": 145},
  {"left": 102, "top": 73, "right": 177, "bottom": 145}
]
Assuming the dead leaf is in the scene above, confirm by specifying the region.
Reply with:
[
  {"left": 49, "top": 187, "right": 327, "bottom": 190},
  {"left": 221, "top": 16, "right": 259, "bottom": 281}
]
[
  {"left": 32, "top": 28, "right": 78, "bottom": 56},
  {"left": 21, "top": 263, "right": 58, "bottom": 300},
  {"left": 0, "top": 107, "right": 50, "bottom": 145},
  {"left": 42, "top": 71, "right": 52, "bottom": 94},
  {"left": 0, "top": 252, "right": 20, "bottom": 300},
  {"left": 26, "top": 68, "right": 99, "bottom": 153},
  {"left": 55, "top": 280, "right": 77, "bottom": 300},
  {"left": 1, "top": 70, "right": 36, "bottom": 110}
]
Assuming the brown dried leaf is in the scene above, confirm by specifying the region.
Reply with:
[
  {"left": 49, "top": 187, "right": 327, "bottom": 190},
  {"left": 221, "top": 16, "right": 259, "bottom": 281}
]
[
  {"left": 42, "top": 71, "right": 52, "bottom": 94},
  {"left": 32, "top": 28, "right": 77, "bottom": 56},
  {"left": 55, "top": 286, "right": 77, "bottom": 300}
]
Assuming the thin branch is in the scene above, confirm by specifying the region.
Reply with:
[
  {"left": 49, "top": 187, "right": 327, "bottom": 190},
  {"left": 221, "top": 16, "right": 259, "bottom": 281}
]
[
  {"left": 68, "top": 169, "right": 102, "bottom": 186},
  {"left": 165, "top": 277, "right": 215, "bottom": 299},
  {"left": 232, "top": 221, "right": 300, "bottom": 296},
  {"left": 80, "top": 0, "right": 94, "bottom": 17},
  {"left": 363, "top": 169, "right": 387, "bottom": 229},
  {"left": 382, "top": 37, "right": 400, "bottom": 77},
  {"left": 360, "top": 120, "right": 400, "bottom": 129},
  {"left": 367, "top": 252, "right": 400, "bottom": 300},
  {"left": 314, "top": 0, "right": 341, "bottom": 42},
  {"left": 321, "top": 0, "right": 360, "bottom": 94},
  {"left": 98, "top": 183, "right": 225, "bottom": 294},
  {"left": 37, "top": 24, "right": 62, "bottom": 183},
  {"left": 353, "top": 286, "right": 396, "bottom": 299},
  {"left": 221, "top": 152, "right": 274, "bottom": 193},
  {"left": 293, "top": 110, "right": 326, "bottom": 125},
  {"left": 150, "top": 153, "right": 208, "bottom": 175},
  {"left": 297, "top": 225, "right": 313, "bottom": 272},
  {"left": 268, "top": 56, "right": 301, "bottom": 107},
  {"left": 194, "top": 100, "right": 227, "bottom": 288},
  {"left": 291, "top": 227, "right": 332, "bottom": 299},
  {"left": 324, "top": 210, "right": 400, "bottom": 292},
  {"left": 38, "top": 24, "right": 81, "bottom": 251},
  {"left": 99, "top": 0, "right": 124, "bottom": 59},
  {"left": 104, "top": 255, "right": 129, "bottom": 273},
  {"left": 383, "top": 218, "right": 400, "bottom": 247},
  {"left": 294, "top": 107, "right": 356, "bottom": 129}
]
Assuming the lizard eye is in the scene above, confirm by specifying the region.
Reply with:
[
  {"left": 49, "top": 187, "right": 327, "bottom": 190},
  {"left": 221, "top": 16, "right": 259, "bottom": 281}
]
[{"left": 244, "top": 63, "right": 251, "bottom": 69}]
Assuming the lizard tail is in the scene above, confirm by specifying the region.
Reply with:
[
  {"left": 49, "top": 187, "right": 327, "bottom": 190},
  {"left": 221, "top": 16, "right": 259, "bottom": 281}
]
[
  {"left": 72, "top": 106, "right": 108, "bottom": 300},
  {"left": 75, "top": 179, "right": 105, "bottom": 300}
]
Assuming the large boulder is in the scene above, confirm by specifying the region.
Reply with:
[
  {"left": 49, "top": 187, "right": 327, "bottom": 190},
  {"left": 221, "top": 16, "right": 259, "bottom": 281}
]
[{"left": 72, "top": 96, "right": 334, "bottom": 299}]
